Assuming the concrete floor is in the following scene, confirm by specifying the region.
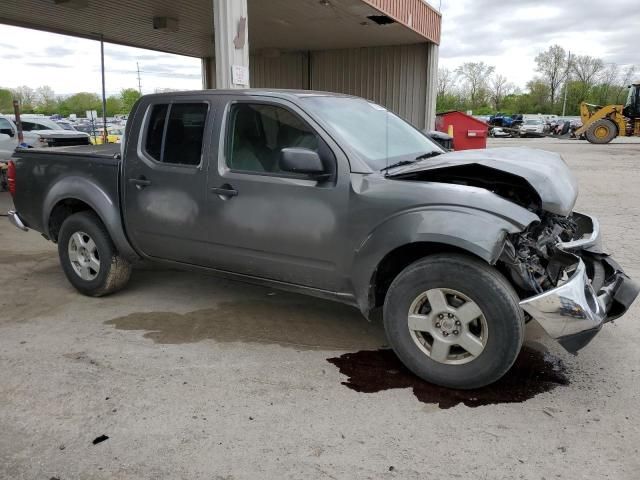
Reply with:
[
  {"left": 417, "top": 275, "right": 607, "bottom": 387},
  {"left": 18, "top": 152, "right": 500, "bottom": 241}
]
[{"left": 1, "top": 137, "right": 639, "bottom": 479}]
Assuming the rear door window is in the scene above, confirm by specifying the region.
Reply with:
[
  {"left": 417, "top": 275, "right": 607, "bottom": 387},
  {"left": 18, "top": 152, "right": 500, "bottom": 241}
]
[
  {"left": 145, "top": 104, "right": 168, "bottom": 162},
  {"left": 144, "top": 103, "right": 208, "bottom": 166},
  {"left": 21, "top": 121, "right": 35, "bottom": 131}
]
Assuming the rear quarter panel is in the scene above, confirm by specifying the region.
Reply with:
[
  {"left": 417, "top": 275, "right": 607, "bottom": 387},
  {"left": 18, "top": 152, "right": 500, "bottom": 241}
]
[{"left": 11, "top": 147, "right": 122, "bottom": 238}]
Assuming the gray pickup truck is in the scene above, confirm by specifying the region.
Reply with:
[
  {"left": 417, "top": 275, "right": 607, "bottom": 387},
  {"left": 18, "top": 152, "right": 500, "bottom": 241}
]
[{"left": 7, "top": 90, "right": 638, "bottom": 389}]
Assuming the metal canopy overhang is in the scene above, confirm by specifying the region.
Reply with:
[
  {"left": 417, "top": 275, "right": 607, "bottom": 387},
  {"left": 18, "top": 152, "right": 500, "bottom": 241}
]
[{"left": 0, "top": 0, "right": 440, "bottom": 58}]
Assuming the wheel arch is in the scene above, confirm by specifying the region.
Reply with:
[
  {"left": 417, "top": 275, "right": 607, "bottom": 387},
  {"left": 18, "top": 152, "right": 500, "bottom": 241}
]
[
  {"left": 43, "top": 177, "right": 139, "bottom": 261},
  {"left": 351, "top": 207, "right": 531, "bottom": 318}
]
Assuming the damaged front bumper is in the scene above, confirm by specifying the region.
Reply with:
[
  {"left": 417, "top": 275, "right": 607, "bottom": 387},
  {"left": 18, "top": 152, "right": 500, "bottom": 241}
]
[{"left": 519, "top": 213, "right": 639, "bottom": 353}]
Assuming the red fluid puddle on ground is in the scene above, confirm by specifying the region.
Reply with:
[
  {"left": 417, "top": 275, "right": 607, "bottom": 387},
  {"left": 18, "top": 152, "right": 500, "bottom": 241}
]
[{"left": 327, "top": 346, "right": 569, "bottom": 409}]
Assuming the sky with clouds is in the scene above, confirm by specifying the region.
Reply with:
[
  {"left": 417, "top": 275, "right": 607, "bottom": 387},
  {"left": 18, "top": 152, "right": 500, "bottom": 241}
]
[
  {"left": 438, "top": 0, "right": 639, "bottom": 86},
  {"left": 0, "top": 0, "right": 638, "bottom": 97},
  {"left": 0, "top": 25, "right": 202, "bottom": 96}
]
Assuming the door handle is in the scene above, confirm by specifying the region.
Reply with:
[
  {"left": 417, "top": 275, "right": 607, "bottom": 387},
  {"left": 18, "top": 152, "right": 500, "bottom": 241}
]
[
  {"left": 129, "top": 177, "right": 152, "bottom": 189},
  {"left": 211, "top": 185, "right": 238, "bottom": 198}
]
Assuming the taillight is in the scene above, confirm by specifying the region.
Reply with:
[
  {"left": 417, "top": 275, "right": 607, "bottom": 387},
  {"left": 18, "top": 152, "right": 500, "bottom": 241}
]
[{"left": 7, "top": 160, "right": 16, "bottom": 196}]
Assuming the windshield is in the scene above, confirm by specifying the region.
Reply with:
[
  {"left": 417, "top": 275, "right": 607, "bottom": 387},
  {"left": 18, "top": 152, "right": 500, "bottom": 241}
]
[
  {"left": 25, "top": 118, "right": 61, "bottom": 130},
  {"left": 626, "top": 86, "right": 636, "bottom": 108},
  {"left": 57, "top": 122, "right": 76, "bottom": 131},
  {"left": 524, "top": 119, "right": 543, "bottom": 125},
  {"left": 302, "top": 96, "right": 443, "bottom": 171}
]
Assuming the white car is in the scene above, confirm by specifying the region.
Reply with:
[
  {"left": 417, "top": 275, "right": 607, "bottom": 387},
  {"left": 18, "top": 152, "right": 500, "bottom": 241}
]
[
  {"left": 519, "top": 118, "right": 546, "bottom": 137},
  {"left": 0, "top": 115, "right": 90, "bottom": 160}
]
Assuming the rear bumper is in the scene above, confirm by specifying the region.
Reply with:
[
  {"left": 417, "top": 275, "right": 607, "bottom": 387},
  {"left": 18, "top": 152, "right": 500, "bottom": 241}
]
[
  {"left": 519, "top": 213, "right": 639, "bottom": 353},
  {"left": 7, "top": 209, "right": 28, "bottom": 231}
]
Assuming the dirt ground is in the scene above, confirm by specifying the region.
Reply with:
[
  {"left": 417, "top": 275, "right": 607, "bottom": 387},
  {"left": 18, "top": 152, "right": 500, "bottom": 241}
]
[{"left": 1, "top": 137, "right": 639, "bottom": 479}]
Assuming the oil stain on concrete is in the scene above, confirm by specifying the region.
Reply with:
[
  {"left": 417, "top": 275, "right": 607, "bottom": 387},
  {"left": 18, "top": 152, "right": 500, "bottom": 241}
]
[
  {"left": 105, "top": 299, "right": 386, "bottom": 351},
  {"left": 327, "top": 345, "right": 569, "bottom": 409},
  {"left": 106, "top": 301, "right": 568, "bottom": 408}
]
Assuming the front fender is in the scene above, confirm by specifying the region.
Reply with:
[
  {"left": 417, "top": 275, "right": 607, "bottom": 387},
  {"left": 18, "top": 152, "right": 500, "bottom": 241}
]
[
  {"left": 43, "top": 176, "right": 138, "bottom": 261},
  {"left": 351, "top": 206, "right": 539, "bottom": 316}
]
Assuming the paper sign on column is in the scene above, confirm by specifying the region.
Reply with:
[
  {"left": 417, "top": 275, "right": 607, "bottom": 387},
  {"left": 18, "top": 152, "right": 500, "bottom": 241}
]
[{"left": 231, "top": 65, "right": 249, "bottom": 86}]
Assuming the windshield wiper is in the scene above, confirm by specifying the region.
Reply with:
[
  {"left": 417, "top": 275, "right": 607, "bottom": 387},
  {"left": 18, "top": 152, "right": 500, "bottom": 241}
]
[
  {"left": 414, "top": 151, "right": 443, "bottom": 161},
  {"left": 380, "top": 151, "right": 442, "bottom": 173},
  {"left": 380, "top": 160, "right": 418, "bottom": 172}
]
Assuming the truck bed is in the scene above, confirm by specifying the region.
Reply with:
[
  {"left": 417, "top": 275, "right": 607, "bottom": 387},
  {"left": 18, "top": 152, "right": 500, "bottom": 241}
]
[
  {"left": 10, "top": 143, "right": 122, "bottom": 234},
  {"left": 16, "top": 143, "right": 121, "bottom": 161}
]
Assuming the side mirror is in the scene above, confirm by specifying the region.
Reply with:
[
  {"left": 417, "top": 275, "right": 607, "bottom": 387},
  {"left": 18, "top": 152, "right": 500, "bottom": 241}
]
[
  {"left": 279, "top": 147, "right": 327, "bottom": 177},
  {"left": 0, "top": 128, "right": 14, "bottom": 138}
]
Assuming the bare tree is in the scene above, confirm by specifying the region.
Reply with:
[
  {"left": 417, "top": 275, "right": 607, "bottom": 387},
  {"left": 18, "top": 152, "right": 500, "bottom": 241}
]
[
  {"left": 437, "top": 67, "right": 456, "bottom": 98},
  {"left": 597, "top": 64, "right": 619, "bottom": 105},
  {"left": 455, "top": 62, "right": 495, "bottom": 109},
  {"left": 535, "top": 45, "right": 569, "bottom": 106},
  {"left": 572, "top": 55, "right": 605, "bottom": 100},
  {"left": 35, "top": 86, "right": 58, "bottom": 113},
  {"left": 11, "top": 85, "right": 36, "bottom": 109},
  {"left": 490, "top": 74, "right": 515, "bottom": 111},
  {"left": 615, "top": 65, "right": 637, "bottom": 104}
]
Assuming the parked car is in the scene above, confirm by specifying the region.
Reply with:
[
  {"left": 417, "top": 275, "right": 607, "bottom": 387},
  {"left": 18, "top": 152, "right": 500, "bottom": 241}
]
[
  {"left": 91, "top": 126, "right": 125, "bottom": 145},
  {"left": 519, "top": 118, "right": 547, "bottom": 137},
  {"left": 0, "top": 115, "right": 90, "bottom": 160},
  {"left": 6, "top": 90, "right": 638, "bottom": 389},
  {"left": 489, "top": 126, "right": 512, "bottom": 138}
]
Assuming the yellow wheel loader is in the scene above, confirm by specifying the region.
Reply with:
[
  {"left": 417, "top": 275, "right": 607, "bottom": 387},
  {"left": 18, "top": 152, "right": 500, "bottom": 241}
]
[{"left": 575, "top": 82, "right": 640, "bottom": 144}]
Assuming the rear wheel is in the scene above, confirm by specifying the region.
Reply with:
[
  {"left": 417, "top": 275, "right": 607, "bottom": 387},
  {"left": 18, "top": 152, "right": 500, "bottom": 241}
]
[
  {"left": 383, "top": 254, "right": 525, "bottom": 389},
  {"left": 586, "top": 119, "right": 617, "bottom": 144},
  {"left": 58, "top": 211, "right": 132, "bottom": 296}
]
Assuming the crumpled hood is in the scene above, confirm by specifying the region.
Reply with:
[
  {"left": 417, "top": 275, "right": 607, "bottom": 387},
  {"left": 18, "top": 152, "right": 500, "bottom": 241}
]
[{"left": 392, "top": 147, "right": 578, "bottom": 216}]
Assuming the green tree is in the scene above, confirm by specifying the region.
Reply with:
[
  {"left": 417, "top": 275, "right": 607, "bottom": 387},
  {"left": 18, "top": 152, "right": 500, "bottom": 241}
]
[
  {"left": 502, "top": 93, "right": 535, "bottom": 115},
  {"left": 120, "top": 88, "right": 142, "bottom": 114},
  {"left": 526, "top": 79, "right": 552, "bottom": 113},
  {"left": 0, "top": 88, "right": 13, "bottom": 114},
  {"left": 104, "top": 95, "right": 123, "bottom": 116},
  {"left": 58, "top": 92, "right": 101, "bottom": 117}
]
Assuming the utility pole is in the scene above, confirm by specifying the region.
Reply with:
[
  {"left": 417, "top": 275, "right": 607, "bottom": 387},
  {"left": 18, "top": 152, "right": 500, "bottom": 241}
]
[
  {"left": 100, "top": 35, "right": 108, "bottom": 144},
  {"left": 562, "top": 51, "right": 572, "bottom": 117},
  {"left": 136, "top": 62, "right": 142, "bottom": 94}
]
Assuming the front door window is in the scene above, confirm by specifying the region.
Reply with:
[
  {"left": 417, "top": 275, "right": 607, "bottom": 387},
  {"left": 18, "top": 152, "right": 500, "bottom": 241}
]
[{"left": 226, "top": 103, "right": 319, "bottom": 174}]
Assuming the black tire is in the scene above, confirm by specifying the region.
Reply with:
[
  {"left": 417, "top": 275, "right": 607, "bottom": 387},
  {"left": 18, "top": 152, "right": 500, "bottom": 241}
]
[
  {"left": 383, "top": 254, "right": 525, "bottom": 389},
  {"left": 58, "top": 211, "right": 132, "bottom": 296},
  {"left": 585, "top": 119, "right": 617, "bottom": 144}
]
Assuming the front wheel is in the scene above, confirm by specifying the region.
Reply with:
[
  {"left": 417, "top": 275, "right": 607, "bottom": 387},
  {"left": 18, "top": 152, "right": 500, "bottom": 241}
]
[
  {"left": 383, "top": 254, "right": 525, "bottom": 389},
  {"left": 585, "top": 119, "right": 617, "bottom": 144},
  {"left": 58, "top": 211, "right": 132, "bottom": 296}
]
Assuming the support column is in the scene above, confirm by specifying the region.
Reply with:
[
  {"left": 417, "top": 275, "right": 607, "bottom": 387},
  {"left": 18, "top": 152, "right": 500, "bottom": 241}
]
[
  {"left": 424, "top": 42, "right": 439, "bottom": 131},
  {"left": 213, "top": 0, "right": 250, "bottom": 89},
  {"left": 201, "top": 57, "right": 216, "bottom": 89}
]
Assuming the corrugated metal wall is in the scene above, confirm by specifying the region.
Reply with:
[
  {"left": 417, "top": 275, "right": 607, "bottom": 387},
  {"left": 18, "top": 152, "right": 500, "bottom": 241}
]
[
  {"left": 251, "top": 43, "right": 432, "bottom": 128},
  {"left": 311, "top": 44, "right": 429, "bottom": 128},
  {"left": 250, "top": 52, "right": 309, "bottom": 90}
]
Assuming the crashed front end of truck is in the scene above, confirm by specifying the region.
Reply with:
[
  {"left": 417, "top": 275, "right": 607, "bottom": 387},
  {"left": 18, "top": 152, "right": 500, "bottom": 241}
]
[
  {"left": 500, "top": 211, "right": 638, "bottom": 352},
  {"left": 389, "top": 148, "right": 639, "bottom": 353}
]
